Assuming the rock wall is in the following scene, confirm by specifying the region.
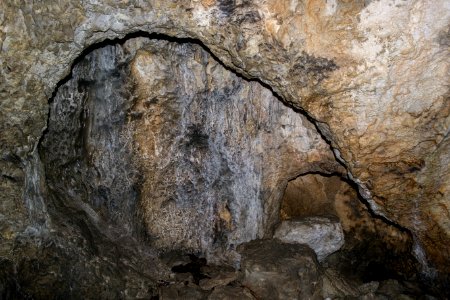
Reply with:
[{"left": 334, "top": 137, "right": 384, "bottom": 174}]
[
  {"left": 1, "top": 0, "right": 449, "bottom": 283},
  {"left": 280, "top": 174, "right": 418, "bottom": 279},
  {"left": 130, "top": 39, "right": 341, "bottom": 260},
  {"left": 41, "top": 37, "right": 340, "bottom": 265}
]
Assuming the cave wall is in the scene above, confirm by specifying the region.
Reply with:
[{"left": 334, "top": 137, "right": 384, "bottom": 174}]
[
  {"left": 129, "top": 38, "right": 342, "bottom": 259},
  {"left": 1, "top": 0, "right": 449, "bottom": 280},
  {"left": 41, "top": 37, "right": 340, "bottom": 264}
]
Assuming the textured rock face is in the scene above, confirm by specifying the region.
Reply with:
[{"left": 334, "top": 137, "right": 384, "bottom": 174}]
[
  {"left": 129, "top": 39, "right": 340, "bottom": 259},
  {"left": 274, "top": 217, "right": 345, "bottom": 261},
  {"left": 1, "top": 0, "right": 449, "bottom": 285},
  {"left": 40, "top": 36, "right": 340, "bottom": 267},
  {"left": 207, "top": 286, "right": 256, "bottom": 300}
]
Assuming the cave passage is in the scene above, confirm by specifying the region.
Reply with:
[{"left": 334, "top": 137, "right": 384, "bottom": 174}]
[
  {"left": 40, "top": 33, "right": 346, "bottom": 260},
  {"left": 279, "top": 173, "right": 421, "bottom": 283},
  {"left": 280, "top": 173, "right": 346, "bottom": 220},
  {"left": 18, "top": 33, "right": 434, "bottom": 299}
]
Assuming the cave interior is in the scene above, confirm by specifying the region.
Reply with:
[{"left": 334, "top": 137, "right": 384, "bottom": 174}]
[{"left": 2, "top": 33, "right": 443, "bottom": 299}]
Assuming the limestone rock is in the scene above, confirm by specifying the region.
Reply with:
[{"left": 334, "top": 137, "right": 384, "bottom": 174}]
[
  {"left": 129, "top": 39, "right": 341, "bottom": 258},
  {"left": 238, "top": 239, "right": 322, "bottom": 300},
  {"left": 1, "top": 0, "right": 450, "bottom": 287},
  {"left": 321, "top": 269, "right": 380, "bottom": 299},
  {"left": 321, "top": 268, "right": 361, "bottom": 298},
  {"left": 274, "top": 217, "right": 345, "bottom": 261},
  {"left": 39, "top": 36, "right": 341, "bottom": 267}
]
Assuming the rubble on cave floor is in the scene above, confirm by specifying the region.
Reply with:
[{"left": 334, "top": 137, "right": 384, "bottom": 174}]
[{"left": 157, "top": 237, "right": 438, "bottom": 300}]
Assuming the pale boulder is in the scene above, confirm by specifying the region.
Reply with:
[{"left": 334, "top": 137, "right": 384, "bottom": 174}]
[{"left": 274, "top": 217, "right": 345, "bottom": 261}]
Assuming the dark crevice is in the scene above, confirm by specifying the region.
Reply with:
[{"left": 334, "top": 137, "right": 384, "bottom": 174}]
[
  {"left": 2, "top": 174, "right": 18, "bottom": 182},
  {"left": 171, "top": 255, "right": 209, "bottom": 285}
]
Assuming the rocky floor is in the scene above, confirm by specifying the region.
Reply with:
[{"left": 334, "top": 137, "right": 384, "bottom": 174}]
[
  {"left": 156, "top": 238, "right": 440, "bottom": 300},
  {"left": 0, "top": 213, "right": 443, "bottom": 299}
]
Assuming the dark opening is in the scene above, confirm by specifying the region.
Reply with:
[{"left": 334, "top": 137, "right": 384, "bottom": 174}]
[{"left": 279, "top": 172, "right": 420, "bottom": 284}]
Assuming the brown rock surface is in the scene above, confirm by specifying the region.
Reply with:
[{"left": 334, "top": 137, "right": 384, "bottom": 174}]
[
  {"left": 207, "top": 286, "right": 256, "bottom": 300},
  {"left": 238, "top": 239, "right": 322, "bottom": 299},
  {"left": 5, "top": 35, "right": 339, "bottom": 297},
  {"left": 280, "top": 173, "right": 420, "bottom": 281},
  {"left": 1, "top": 0, "right": 449, "bottom": 288}
]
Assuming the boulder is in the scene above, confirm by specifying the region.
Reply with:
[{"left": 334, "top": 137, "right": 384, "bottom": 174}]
[
  {"left": 238, "top": 239, "right": 322, "bottom": 300},
  {"left": 274, "top": 217, "right": 345, "bottom": 261}
]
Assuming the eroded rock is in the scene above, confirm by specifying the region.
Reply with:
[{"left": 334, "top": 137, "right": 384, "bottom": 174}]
[
  {"left": 274, "top": 217, "right": 345, "bottom": 261},
  {"left": 159, "top": 283, "right": 209, "bottom": 300},
  {"left": 129, "top": 38, "right": 341, "bottom": 260},
  {"left": 199, "top": 269, "right": 238, "bottom": 291},
  {"left": 208, "top": 286, "right": 256, "bottom": 300},
  {"left": 39, "top": 35, "right": 341, "bottom": 265},
  {"left": 26, "top": 36, "right": 340, "bottom": 296}
]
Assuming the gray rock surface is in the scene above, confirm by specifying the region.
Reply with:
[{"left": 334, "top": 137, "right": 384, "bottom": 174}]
[
  {"left": 40, "top": 37, "right": 341, "bottom": 265},
  {"left": 274, "top": 217, "right": 345, "bottom": 261}
]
